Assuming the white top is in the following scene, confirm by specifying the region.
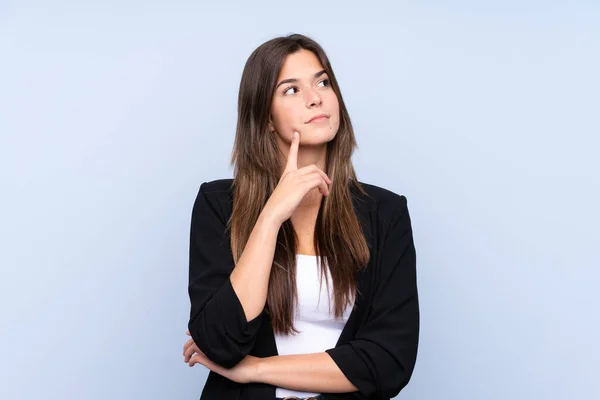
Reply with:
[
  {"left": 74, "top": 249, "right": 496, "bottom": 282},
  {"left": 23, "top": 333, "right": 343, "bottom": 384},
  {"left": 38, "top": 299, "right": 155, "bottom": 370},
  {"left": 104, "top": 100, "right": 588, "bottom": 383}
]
[{"left": 274, "top": 254, "right": 354, "bottom": 398}]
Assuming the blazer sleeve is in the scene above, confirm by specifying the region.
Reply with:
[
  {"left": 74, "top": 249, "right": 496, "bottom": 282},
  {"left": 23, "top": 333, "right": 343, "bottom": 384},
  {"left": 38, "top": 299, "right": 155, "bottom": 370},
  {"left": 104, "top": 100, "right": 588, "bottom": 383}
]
[
  {"left": 325, "top": 195, "right": 419, "bottom": 399},
  {"left": 187, "top": 182, "right": 264, "bottom": 369}
]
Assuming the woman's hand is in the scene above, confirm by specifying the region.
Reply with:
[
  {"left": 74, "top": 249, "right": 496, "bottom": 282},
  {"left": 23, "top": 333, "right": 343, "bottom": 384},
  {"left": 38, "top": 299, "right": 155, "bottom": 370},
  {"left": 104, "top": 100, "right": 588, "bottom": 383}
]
[
  {"left": 263, "top": 131, "right": 332, "bottom": 226},
  {"left": 183, "top": 330, "right": 261, "bottom": 384}
]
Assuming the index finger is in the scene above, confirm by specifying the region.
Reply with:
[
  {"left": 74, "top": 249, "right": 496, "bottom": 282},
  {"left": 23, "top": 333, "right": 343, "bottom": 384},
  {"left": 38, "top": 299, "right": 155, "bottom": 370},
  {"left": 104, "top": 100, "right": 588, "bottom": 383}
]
[{"left": 284, "top": 131, "right": 299, "bottom": 173}]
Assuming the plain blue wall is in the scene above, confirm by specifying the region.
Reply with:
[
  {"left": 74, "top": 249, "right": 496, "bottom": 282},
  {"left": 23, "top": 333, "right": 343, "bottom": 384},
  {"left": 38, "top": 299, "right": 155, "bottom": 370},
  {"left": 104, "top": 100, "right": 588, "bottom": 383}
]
[{"left": 1, "top": 1, "right": 598, "bottom": 399}]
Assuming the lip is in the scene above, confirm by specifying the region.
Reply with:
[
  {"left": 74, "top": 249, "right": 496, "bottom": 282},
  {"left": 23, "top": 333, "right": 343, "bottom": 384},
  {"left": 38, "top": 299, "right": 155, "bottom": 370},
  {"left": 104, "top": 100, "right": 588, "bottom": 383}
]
[{"left": 307, "top": 113, "right": 329, "bottom": 123}]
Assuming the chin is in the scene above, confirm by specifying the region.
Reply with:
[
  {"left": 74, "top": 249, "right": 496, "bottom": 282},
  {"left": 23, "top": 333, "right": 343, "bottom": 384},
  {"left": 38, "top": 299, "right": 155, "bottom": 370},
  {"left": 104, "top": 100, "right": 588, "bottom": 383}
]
[
  {"left": 305, "top": 121, "right": 338, "bottom": 134},
  {"left": 300, "top": 129, "right": 337, "bottom": 146}
]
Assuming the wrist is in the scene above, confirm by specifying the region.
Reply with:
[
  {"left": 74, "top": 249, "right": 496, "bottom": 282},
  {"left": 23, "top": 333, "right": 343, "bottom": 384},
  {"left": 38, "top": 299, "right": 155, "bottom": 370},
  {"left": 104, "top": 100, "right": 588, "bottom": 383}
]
[{"left": 258, "top": 207, "right": 282, "bottom": 230}]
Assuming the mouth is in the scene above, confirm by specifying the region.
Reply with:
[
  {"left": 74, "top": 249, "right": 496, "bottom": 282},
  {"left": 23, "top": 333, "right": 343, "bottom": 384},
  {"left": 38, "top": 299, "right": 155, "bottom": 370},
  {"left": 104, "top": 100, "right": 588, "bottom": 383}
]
[{"left": 307, "top": 114, "right": 329, "bottom": 124}]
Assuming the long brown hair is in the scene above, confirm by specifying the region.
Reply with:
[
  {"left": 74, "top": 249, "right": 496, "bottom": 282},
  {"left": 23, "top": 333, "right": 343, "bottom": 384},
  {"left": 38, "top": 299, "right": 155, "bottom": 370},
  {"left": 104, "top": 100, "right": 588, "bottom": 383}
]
[{"left": 228, "top": 33, "right": 370, "bottom": 335}]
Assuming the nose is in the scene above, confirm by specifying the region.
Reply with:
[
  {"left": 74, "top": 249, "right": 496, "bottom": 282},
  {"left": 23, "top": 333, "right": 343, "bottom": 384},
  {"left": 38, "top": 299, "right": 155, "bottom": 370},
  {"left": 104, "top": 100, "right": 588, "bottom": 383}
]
[{"left": 304, "top": 87, "right": 322, "bottom": 108}]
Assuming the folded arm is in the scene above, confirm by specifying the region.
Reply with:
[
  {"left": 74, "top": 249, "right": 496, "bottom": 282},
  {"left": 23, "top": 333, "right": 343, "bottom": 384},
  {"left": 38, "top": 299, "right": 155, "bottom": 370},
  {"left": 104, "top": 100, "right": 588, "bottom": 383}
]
[
  {"left": 255, "top": 352, "right": 359, "bottom": 393},
  {"left": 325, "top": 196, "right": 420, "bottom": 399},
  {"left": 187, "top": 182, "right": 268, "bottom": 369}
]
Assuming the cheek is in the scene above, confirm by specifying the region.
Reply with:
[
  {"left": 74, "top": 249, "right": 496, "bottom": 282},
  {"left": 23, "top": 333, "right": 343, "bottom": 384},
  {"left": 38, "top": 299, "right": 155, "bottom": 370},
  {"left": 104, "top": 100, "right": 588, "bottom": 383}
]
[
  {"left": 281, "top": 103, "right": 298, "bottom": 118},
  {"left": 272, "top": 102, "right": 299, "bottom": 125},
  {"left": 329, "top": 103, "right": 341, "bottom": 127},
  {"left": 325, "top": 94, "right": 340, "bottom": 116},
  {"left": 274, "top": 103, "right": 303, "bottom": 128}
]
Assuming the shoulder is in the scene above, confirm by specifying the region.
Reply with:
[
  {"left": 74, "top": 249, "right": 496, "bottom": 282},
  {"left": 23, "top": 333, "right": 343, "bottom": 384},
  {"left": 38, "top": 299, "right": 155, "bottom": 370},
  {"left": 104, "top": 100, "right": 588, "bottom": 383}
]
[
  {"left": 191, "top": 178, "right": 234, "bottom": 224},
  {"left": 192, "top": 178, "right": 408, "bottom": 227},
  {"left": 199, "top": 178, "right": 234, "bottom": 197},
  {"left": 354, "top": 180, "right": 409, "bottom": 225},
  {"left": 196, "top": 178, "right": 234, "bottom": 206}
]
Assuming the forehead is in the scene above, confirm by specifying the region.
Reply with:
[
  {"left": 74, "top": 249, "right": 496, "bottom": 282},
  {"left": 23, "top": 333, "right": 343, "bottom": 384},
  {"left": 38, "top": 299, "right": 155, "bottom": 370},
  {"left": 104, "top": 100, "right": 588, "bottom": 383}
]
[{"left": 278, "top": 49, "right": 324, "bottom": 79}]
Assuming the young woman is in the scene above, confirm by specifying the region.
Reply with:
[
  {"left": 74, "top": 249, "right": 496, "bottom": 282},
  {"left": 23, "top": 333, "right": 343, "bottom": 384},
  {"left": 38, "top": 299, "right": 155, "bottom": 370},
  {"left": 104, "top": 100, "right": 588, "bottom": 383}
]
[{"left": 182, "top": 33, "right": 419, "bottom": 400}]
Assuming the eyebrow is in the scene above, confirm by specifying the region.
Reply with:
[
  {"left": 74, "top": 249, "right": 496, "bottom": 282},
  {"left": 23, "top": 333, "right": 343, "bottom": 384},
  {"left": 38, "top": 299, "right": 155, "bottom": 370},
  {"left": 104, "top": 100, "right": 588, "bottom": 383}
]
[{"left": 276, "top": 70, "right": 328, "bottom": 90}]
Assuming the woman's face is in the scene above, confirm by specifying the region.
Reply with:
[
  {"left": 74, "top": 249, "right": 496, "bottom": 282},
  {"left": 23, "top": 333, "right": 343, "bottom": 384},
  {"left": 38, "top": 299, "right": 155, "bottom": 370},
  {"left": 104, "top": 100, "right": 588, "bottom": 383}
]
[{"left": 268, "top": 49, "right": 340, "bottom": 147}]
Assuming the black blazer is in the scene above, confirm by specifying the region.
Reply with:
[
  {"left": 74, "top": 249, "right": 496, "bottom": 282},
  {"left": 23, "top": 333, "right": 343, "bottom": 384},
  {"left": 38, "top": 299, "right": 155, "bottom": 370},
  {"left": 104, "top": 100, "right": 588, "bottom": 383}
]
[{"left": 187, "top": 178, "right": 419, "bottom": 400}]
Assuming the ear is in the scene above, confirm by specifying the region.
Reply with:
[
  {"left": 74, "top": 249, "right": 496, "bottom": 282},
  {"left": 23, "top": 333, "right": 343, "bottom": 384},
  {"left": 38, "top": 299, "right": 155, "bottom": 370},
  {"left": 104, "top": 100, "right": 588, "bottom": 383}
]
[{"left": 267, "top": 118, "right": 275, "bottom": 133}]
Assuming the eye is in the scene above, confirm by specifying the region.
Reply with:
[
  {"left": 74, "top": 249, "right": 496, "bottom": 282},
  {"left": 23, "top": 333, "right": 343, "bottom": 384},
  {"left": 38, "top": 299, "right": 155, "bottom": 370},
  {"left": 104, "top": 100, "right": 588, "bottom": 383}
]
[
  {"left": 283, "top": 86, "right": 298, "bottom": 95},
  {"left": 282, "top": 78, "right": 330, "bottom": 95}
]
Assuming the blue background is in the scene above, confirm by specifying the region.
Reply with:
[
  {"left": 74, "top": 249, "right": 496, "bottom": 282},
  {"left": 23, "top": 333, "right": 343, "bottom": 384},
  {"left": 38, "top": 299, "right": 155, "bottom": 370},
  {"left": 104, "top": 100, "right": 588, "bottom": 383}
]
[{"left": 1, "top": 1, "right": 598, "bottom": 399}]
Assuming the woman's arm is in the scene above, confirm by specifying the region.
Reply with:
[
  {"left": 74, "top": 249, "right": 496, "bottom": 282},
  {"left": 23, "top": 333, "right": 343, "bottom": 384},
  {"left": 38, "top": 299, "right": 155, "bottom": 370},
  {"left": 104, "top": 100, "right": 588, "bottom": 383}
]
[
  {"left": 228, "top": 207, "right": 281, "bottom": 322},
  {"left": 255, "top": 352, "right": 359, "bottom": 393},
  {"left": 183, "top": 337, "right": 356, "bottom": 393},
  {"left": 187, "top": 182, "right": 281, "bottom": 369},
  {"left": 324, "top": 195, "right": 419, "bottom": 399}
]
